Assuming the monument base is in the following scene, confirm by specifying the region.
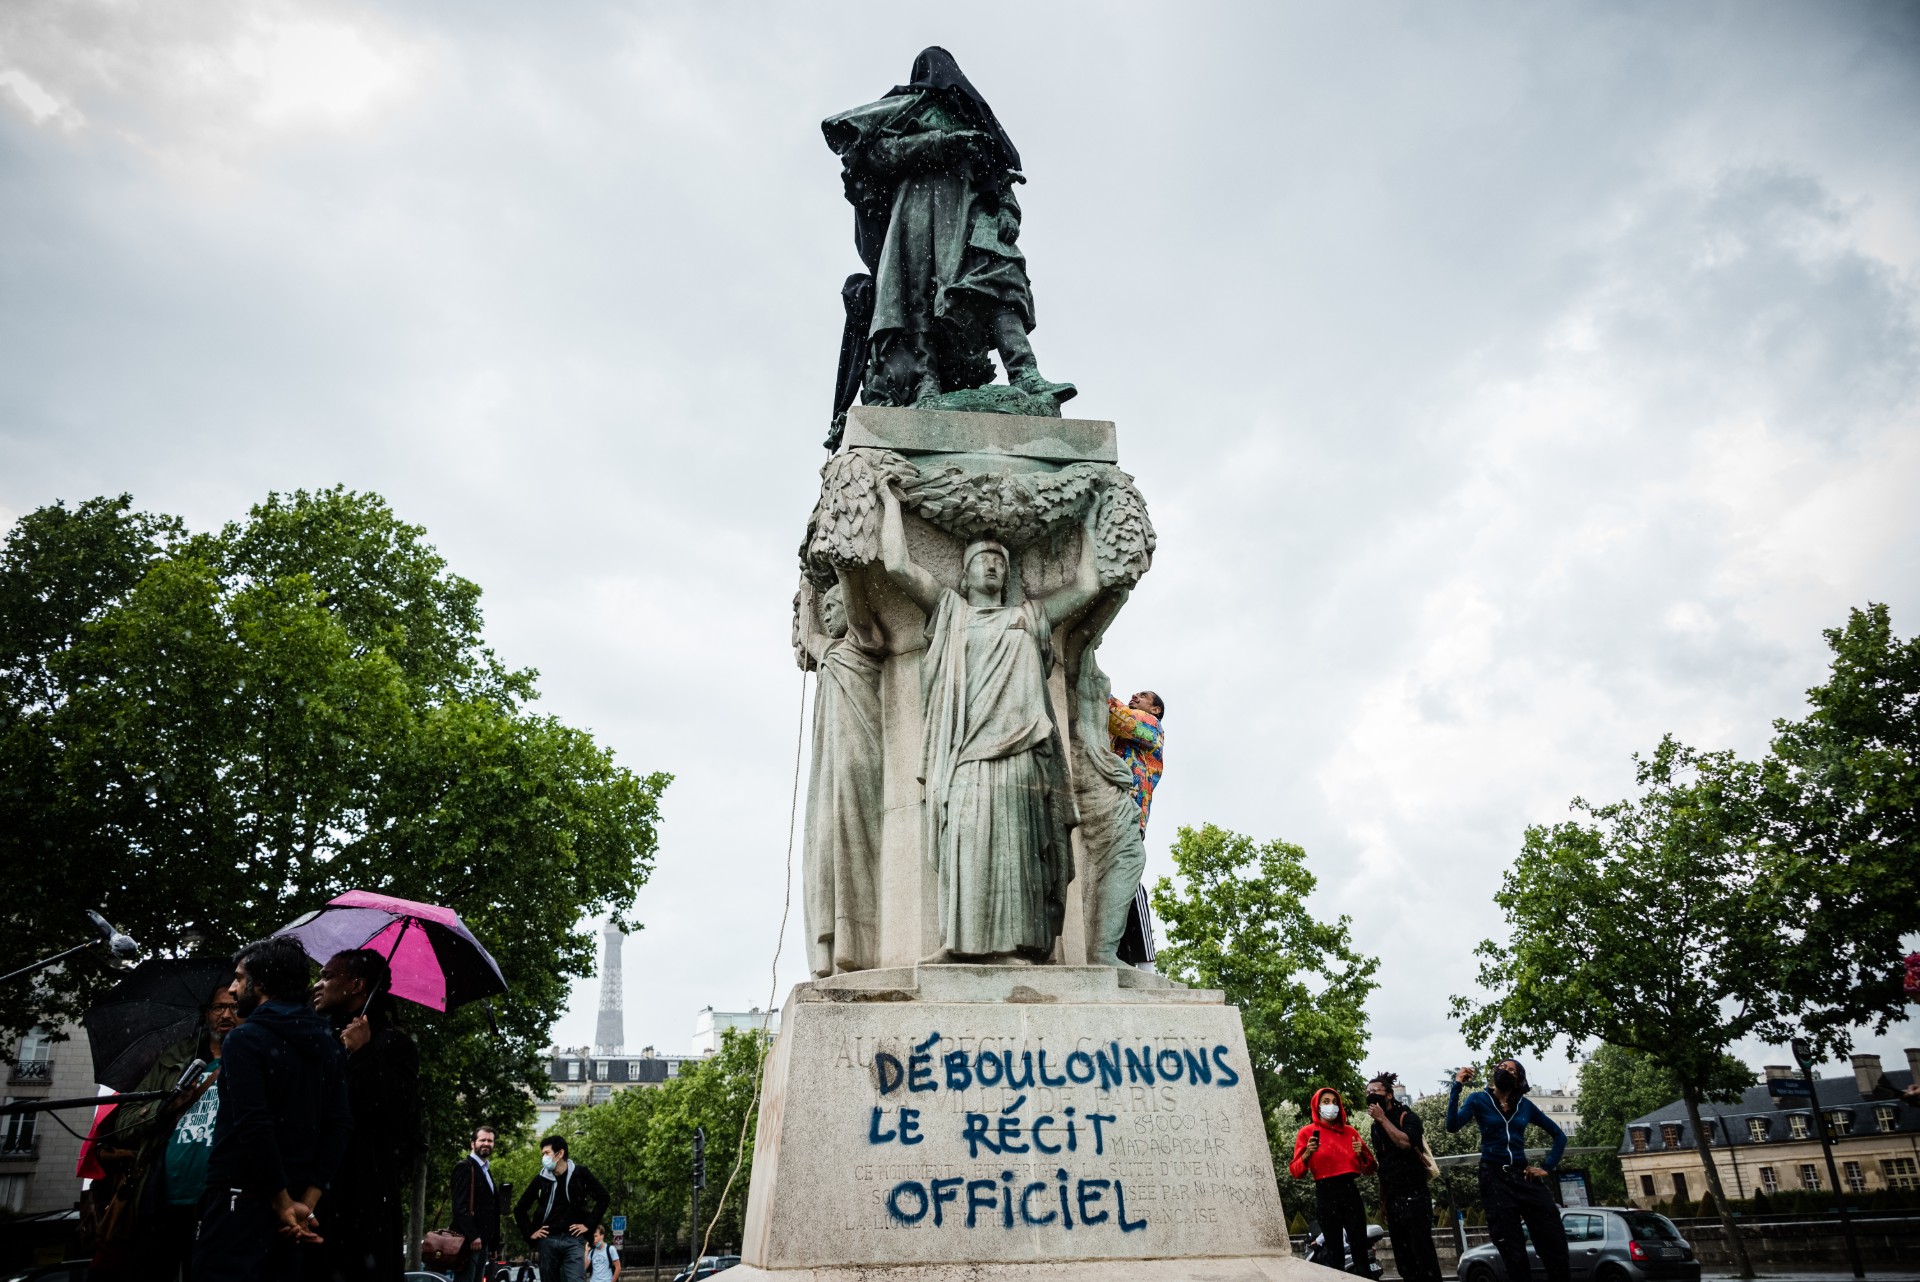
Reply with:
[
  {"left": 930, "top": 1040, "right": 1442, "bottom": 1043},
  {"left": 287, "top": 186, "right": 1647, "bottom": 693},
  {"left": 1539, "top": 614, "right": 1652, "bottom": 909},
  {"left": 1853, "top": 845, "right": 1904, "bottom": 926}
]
[
  {"left": 726, "top": 1254, "right": 1315, "bottom": 1282},
  {"left": 740, "top": 965, "right": 1309, "bottom": 1281}
]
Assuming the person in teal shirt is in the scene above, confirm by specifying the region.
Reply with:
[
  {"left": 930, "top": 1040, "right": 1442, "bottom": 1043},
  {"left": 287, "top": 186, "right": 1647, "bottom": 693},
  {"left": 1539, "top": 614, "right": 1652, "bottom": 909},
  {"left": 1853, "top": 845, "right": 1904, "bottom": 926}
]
[{"left": 94, "top": 979, "right": 241, "bottom": 1282}]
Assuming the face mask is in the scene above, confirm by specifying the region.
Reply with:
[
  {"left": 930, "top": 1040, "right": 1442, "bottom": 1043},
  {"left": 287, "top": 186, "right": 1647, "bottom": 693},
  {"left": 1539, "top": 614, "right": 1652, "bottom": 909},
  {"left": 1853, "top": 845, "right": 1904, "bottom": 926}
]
[
  {"left": 1491, "top": 1068, "right": 1517, "bottom": 1093},
  {"left": 541, "top": 1154, "right": 556, "bottom": 1172},
  {"left": 1319, "top": 1102, "right": 1340, "bottom": 1121},
  {"left": 1369, "top": 1094, "right": 1391, "bottom": 1111}
]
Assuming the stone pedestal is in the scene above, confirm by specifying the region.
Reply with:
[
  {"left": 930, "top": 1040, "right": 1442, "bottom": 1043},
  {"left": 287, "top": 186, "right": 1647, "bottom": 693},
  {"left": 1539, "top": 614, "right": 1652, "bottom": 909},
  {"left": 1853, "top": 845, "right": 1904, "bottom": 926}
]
[{"left": 735, "top": 965, "right": 1312, "bottom": 1282}]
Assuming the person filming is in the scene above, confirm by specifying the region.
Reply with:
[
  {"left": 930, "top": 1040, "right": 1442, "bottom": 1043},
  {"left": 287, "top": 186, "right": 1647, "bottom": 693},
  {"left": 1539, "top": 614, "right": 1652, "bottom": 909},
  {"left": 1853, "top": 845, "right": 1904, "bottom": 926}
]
[
  {"left": 1288, "top": 1087, "right": 1376, "bottom": 1274},
  {"left": 1446, "top": 1061, "right": 1569, "bottom": 1282}
]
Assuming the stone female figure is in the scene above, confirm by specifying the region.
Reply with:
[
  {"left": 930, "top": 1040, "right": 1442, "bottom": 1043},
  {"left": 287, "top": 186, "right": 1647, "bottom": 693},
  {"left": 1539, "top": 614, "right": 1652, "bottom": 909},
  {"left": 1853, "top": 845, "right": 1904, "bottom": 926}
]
[
  {"left": 796, "top": 579, "right": 886, "bottom": 977},
  {"left": 876, "top": 482, "right": 1101, "bottom": 961}
]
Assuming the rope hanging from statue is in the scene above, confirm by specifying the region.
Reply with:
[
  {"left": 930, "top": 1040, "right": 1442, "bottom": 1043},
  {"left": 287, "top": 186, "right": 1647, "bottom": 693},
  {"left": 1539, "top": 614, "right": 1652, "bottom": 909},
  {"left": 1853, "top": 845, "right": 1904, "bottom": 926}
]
[{"left": 700, "top": 665, "right": 808, "bottom": 1258}]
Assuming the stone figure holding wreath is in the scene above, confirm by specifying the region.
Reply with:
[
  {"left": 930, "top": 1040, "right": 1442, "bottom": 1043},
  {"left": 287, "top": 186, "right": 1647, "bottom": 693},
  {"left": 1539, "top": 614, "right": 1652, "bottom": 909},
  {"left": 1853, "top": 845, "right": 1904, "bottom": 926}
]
[{"left": 876, "top": 480, "right": 1099, "bottom": 961}]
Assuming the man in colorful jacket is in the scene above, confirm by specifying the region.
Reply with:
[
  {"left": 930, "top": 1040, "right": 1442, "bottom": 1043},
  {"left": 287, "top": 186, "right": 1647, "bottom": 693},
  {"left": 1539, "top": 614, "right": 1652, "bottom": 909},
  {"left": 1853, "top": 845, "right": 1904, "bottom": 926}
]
[
  {"left": 1107, "top": 691, "right": 1165, "bottom": 832},
  {"left": 1107, "top": 691, "right": 1165, "bottom": 965},
  {"left": 1289, "top": 1087, "right": 1376, "bottom": 1274}
]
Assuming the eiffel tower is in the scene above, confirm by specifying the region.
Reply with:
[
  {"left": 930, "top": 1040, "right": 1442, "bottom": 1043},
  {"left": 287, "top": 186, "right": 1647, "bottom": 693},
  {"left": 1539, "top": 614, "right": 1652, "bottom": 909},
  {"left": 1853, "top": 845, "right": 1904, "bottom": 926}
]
[{"left": 593, "top": 922, "right": 624, "bottom": 1056}]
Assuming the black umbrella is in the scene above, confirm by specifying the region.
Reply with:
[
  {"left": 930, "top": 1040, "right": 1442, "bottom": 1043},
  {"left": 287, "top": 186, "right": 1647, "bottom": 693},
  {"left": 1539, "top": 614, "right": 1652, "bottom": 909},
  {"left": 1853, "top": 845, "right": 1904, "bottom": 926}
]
[{"left": 82, "top": 957, "right": 236, "bottom": 1091}]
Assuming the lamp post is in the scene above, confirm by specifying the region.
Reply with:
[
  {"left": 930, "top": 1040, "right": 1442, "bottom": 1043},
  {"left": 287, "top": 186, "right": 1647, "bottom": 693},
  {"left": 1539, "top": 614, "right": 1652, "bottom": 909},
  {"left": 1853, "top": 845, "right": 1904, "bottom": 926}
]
[{"left": 1791, "top": 1039, "right": 1864, "bottom": 1279}]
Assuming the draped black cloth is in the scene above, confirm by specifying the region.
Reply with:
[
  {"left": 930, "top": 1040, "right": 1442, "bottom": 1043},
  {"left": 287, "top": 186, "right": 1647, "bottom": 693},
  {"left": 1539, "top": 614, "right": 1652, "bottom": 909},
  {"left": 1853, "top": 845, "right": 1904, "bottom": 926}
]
[{"left": 823, "top": 48, "right": 1031, "bottom": 443}]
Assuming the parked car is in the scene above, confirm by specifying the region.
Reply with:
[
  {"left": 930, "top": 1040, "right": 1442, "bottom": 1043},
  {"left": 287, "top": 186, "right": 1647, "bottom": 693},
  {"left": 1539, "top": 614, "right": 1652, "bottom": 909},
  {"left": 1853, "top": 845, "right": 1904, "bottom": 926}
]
[
  {"left": 671, "top": 1255, "right": 741, "bottom": 1282},
  {"left": 1455, "top": 1207, "right": 1698, "bottom": 1282},
  {"left": 1304, "top": 1223, "right": 1386, "bottom": 1279}
]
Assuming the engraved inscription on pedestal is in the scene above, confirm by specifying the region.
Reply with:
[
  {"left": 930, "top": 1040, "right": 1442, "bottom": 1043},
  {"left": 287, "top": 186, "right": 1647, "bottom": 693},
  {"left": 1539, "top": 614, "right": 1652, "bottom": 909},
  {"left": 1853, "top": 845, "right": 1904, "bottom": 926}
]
[{"left": 741, "top": 968, "right": 1291, "bottom": 1272}]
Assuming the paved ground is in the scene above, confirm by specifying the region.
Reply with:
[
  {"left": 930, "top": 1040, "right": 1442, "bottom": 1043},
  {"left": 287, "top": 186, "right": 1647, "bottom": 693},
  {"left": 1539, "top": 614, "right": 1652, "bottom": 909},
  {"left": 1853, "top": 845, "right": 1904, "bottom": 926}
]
[{"left": 1699, "top": 1272, "right": 1920, "bottom": 1280}]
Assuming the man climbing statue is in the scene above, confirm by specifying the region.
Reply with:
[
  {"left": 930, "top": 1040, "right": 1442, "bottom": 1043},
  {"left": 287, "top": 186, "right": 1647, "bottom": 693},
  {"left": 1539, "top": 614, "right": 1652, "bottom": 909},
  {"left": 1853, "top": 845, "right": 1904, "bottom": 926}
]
[
  {"left": 823, "top": 47, "right": 1076, "bottom": 447},
  {"left": 1108, "top": 688, "right": 1164, "bottom": 964}
]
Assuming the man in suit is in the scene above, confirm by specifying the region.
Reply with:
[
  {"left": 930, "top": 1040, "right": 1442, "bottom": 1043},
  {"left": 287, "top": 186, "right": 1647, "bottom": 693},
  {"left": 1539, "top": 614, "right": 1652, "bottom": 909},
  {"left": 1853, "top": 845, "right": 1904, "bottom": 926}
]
[{"left": 451, "top": 1126, "right": 503, "bottom": 1282}]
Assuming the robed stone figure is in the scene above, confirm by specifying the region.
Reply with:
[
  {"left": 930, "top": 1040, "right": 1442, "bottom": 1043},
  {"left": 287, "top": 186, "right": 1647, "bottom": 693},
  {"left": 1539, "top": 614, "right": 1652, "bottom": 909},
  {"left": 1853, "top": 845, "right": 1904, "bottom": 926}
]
[
  {"left": 877, "top": 482, "right": 1099, "bottom": 961},
  {"left": 796, "top": 580, "right": 885, "bottom": 977}
]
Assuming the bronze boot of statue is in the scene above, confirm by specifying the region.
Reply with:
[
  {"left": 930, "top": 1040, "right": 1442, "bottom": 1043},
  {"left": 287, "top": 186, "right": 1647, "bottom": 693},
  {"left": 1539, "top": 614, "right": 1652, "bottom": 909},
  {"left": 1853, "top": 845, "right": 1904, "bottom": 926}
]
[{"left": 993, "top": 311, "right": 1076, "bottom": 404}]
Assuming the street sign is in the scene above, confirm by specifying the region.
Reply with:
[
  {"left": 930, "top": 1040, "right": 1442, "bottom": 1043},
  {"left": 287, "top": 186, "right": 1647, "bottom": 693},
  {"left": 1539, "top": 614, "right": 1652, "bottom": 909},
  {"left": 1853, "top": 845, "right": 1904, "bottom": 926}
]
[
  {"left": 611, "top": 1216, "right": 627, "bottom": 1233},
  {"left": 1767, "top": 1076, "right": 1812, "bottom": 1098}
]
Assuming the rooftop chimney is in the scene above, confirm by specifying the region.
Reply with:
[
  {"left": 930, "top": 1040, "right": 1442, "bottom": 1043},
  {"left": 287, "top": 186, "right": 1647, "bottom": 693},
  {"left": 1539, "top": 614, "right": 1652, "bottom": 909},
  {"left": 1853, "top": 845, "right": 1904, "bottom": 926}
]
[
  {"left": 1852, "top": 1053, "right": 1883, "bottom": 1098},
  {"left": 1764, "top": 1065, "right": 1796, "bottom": 1110},
  {"left": 1906, "top": 1048, "right": 1920, "bottom": 1083}
]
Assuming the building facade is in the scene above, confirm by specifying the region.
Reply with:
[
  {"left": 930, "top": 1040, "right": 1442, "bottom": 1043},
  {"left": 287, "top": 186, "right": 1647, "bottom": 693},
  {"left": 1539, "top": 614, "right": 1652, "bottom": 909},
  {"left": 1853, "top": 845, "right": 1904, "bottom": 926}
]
[
  {"left": 1618, "top": 1051, "right": 1920, "bottom": 1208},
  {"left": 1532, "top": 1084, "right": 1583, "bottom": 1138},
  {"left": 535, "top": 1045, "right": 698, "bottom": 1130},
  {"left": 692, "top": 1006, "right": 779, "bottom": 1056},
  {"left": 2, "top": 1024, "right": 94, "bottom": 1217}
]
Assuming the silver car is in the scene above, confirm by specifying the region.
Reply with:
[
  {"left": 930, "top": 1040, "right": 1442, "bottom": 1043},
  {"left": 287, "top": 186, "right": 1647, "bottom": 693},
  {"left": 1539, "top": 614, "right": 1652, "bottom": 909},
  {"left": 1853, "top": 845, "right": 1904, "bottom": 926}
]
[{"left": 1455, "top": 1207, "right": 1699, "bottom": 1282}]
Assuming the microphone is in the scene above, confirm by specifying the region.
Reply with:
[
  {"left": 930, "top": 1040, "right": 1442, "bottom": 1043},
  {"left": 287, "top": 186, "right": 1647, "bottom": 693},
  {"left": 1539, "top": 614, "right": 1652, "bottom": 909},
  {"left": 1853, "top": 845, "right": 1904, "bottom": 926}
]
[
  {"left": 86, "top": 910, "right": 140, "bottom": 961},
  {"left": 171, "top": 1058, "right": 208, "bottom": 1095}
]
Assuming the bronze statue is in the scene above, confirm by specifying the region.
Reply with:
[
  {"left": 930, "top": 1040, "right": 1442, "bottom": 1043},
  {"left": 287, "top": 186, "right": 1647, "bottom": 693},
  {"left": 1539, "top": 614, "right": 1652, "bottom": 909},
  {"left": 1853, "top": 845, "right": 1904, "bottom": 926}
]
[{"left": 823, "top": 48, "right": 1075, "bottom": 448}]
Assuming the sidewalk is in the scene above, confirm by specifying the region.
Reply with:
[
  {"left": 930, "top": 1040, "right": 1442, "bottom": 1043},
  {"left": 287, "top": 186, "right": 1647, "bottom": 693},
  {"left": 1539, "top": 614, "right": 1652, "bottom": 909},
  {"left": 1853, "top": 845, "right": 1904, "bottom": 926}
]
[{"left": 1700, "top": 1272, "right": 1920, "bottom": 1281}]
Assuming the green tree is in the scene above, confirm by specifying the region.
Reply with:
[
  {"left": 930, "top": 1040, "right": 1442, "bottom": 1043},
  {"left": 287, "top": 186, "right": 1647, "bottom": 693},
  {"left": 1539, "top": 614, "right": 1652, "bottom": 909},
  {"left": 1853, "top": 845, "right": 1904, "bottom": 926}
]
[
  {"left": 1413, "top": 1088, "right": 1486, "bottom": 1223},
  {"left": 1452, "top": 739, "right": 1762, "bottom": 1276},
  {"left": 1151, "top": 823, "right": 1380, "bottom": 1162},
  {"left": 0, "top": 489, "right": 670, "bottom": 1193},
  {"left": 1571, "top": 1043, "right": 1750, "bottom": 1205},
  {"left": 1754, "top": 604, "right": 1919, "bottom": 1057}
]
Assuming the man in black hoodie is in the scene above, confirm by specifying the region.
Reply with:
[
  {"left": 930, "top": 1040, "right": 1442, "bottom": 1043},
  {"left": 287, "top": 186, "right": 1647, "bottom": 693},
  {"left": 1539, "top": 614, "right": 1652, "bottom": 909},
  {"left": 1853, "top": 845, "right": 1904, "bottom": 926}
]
[
  {"left": 192, "top": 938, "right": 352, "bottom": 1282},
  {"left": 514, "top": 1137, "right": 609, "bottom": 1282}
]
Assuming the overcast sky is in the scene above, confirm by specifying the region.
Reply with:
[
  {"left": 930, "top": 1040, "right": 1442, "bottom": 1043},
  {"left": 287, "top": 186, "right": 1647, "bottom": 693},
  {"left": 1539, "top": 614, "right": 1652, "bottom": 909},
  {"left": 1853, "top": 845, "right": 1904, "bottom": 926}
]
[{"left": 4, "top": 3, "right": 1917, "bottom": 1095}]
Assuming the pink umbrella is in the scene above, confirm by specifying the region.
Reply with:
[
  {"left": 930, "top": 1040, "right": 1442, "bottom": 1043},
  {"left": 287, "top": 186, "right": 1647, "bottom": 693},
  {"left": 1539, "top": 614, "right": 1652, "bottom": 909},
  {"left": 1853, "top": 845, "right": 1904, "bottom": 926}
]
[{"left": 274, "top": 890, "right": 506, "bottom": 1011}]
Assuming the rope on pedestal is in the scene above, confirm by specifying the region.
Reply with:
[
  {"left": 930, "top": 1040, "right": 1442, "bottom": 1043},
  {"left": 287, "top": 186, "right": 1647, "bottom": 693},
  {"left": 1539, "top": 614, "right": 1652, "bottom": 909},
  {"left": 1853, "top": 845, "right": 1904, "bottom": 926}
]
[{"left": 701, "top": 665, "right": 808, "bottom": 1259}]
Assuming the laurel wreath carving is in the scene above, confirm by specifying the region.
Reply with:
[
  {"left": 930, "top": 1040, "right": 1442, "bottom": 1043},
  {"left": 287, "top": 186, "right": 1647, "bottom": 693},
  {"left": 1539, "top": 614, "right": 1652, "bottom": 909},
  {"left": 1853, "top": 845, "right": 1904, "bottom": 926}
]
[{"left": 799, "top": 448, "right": 1155, "bottom": 591}]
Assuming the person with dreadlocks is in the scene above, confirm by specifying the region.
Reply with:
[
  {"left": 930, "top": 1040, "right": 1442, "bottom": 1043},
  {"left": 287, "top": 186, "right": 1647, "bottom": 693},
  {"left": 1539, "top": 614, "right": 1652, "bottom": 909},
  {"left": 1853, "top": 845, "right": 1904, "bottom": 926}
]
[
  {"left": 1448, "top": 1060, "right": 1570, "bottom": 1282},
  {"left": 309, "top": 948, "right": 422, "bottom": 1282},
  {"left": 1365, "top": 1073, "right": 1442, "bottom": 1282},
  {"left": 822, "top": 46, "right": 1075, "bottom": 444}
]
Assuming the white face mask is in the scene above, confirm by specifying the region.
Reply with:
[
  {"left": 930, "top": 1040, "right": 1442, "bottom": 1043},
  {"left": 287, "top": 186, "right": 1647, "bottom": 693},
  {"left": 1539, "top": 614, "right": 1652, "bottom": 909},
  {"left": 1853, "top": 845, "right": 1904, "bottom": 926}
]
[
  {"left": 541, "top": 1154, "right": 556, "bottom": 1172},
  {"left": 1319, "top": 1102, "right": 1340, "bottom": 1121}
]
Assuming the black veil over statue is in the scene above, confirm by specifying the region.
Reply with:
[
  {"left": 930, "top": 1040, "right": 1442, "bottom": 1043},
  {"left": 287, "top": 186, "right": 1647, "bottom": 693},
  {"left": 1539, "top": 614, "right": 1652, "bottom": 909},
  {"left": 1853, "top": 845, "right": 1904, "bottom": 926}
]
[{"left": 823, "top": 47, "right": 1073, "bottom": 449}]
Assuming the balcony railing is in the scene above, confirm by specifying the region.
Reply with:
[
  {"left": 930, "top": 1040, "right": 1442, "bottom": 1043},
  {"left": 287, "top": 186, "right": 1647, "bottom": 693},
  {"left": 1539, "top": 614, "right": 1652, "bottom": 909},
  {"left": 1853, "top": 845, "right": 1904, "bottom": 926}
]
[
  {"left": 7, "top": 1059, "right": 51, "bottom": 1086},
  {"left": 0, "top": 1137, "right": 38, "bottom": 1161}
]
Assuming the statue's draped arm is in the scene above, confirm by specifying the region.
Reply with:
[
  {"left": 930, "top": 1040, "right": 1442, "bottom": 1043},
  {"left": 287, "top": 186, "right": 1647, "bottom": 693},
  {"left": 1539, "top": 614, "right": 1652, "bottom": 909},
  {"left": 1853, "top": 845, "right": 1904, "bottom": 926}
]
[
  {"left": 1038, "top": 506, "right": 1102, "bottom": 629},
  {"left": 878, "top": 482, "right": 944, "bottom": 617}
]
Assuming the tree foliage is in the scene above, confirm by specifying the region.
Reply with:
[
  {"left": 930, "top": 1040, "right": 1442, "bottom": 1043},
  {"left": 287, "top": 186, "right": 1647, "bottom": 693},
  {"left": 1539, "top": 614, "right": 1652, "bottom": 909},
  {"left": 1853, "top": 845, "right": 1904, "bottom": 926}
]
[
  {"left": 1571, "top": 1043, "right": 1751, "bottom": 1205},
  {"left": 1754, "top": 603, "right": 1920, "bottom": 1056},
  {"left": 0, "top": 489, "right": 671, "bottom": 1166},
  {"left": 1151, "top": 823, "right": 1380, "bottom": 1150},
  {"left": 1451, "top": 734, "right": 1764, "bottom": 1271}
]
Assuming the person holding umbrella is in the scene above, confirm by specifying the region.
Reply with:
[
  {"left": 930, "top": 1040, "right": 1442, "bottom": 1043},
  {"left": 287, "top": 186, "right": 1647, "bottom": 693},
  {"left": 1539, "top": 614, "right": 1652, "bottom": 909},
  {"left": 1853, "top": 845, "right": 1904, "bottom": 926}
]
[
  {"left": 86, "top": 967, "right": 240, "bottom": 1282},
  {"left": 309, "top": 948, "right": 423, "bottom": 1282},
  {"left": 193, "top": 937, "right": 352, "bottom": 1282}
]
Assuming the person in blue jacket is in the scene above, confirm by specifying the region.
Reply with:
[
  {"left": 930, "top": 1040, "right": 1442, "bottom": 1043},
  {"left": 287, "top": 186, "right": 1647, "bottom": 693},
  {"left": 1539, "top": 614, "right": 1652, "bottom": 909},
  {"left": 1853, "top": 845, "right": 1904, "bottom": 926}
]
[{"left": 1447, "top": 1060, "right": 1570, "bottom": 1282}]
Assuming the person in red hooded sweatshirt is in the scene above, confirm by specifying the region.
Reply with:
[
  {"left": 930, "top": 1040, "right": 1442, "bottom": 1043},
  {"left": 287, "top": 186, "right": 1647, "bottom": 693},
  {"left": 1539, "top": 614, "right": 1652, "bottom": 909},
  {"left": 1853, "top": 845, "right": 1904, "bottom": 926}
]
[{"left": 1290, "top": 1087, "right": 1377, "bottom": 1274}]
